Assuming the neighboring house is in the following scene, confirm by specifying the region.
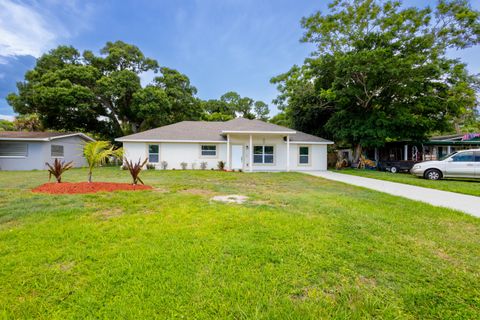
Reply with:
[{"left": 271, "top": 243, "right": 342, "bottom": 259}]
[
  {"left": 356, "top": 133, "right": 480, "bottom": 169},
  {"left": 116, "top": 118, "right": 333, "bottom": 171},
  {"left": 0, "top": 132, "right": 95, "bottom": 171}
]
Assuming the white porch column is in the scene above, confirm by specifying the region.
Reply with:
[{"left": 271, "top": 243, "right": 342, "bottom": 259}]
[
  {"left": 404, "top": 144, "right": 408, "bottom": 161},
  {"left": 249, "top": 134, "right": 253, "bottom": 172},
  {"left": 447, "top": 145, "right": 452, "bottom": 154},
  {"left": 286, "top": 135, "right": 290, "bottom": 172},
  {"left": 226, "top": 134, "right": 230, "bottom": 170}
]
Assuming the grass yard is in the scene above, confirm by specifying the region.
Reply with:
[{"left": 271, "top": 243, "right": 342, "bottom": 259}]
[
  {"left": 339, "top": 168, "right": 480, "bottom": 197},
  {"left": 1, "top": 168, "right": 479, "bottom": 319}
]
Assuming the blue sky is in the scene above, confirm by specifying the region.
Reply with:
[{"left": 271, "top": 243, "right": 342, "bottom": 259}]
[{"left": 0, "top": 0, "right": 479, "bottom": 120}]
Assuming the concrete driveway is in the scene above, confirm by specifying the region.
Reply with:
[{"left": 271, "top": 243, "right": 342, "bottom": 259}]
[{"left": 305, "top": 171, "right": 480, "bottom": 218}]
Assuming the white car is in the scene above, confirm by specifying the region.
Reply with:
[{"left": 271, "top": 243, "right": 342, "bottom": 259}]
[{"left": 411, "top": 149, "right": 480, "bottom": 180}]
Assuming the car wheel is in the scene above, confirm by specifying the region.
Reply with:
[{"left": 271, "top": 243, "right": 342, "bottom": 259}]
[
  {"left": 390, "top": 166, "right": 398, "bottom": 173},
  {"left": 425, "top": 169, "right": 442, "bottom": 180}
]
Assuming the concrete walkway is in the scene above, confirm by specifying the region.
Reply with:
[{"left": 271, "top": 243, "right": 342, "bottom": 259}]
[{"left": 304, "top": 171, "right": 480, "bottom": 218}]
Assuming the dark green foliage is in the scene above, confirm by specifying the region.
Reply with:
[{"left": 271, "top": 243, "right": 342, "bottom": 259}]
[
  {"left": 0, "top": 119, "right": 14, "bottom": 131},
  {"left": 272, "top": 0, "right": 480, "bottom": 160},
  {"left": 45, "top": 158, "right": 74, "bottom": 183},
  {"left": 217, "top": 160, "right": 226, "bottom": 171},
  {"left": 202, "top": 92, "right": 270, "bottom": 121},
  {"left": 7, "top": 42, "right": 201, "bottom": 139}
]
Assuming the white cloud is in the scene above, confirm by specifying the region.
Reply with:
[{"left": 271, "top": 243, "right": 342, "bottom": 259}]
[
  {"left": 0, "top": 0, "right": 58, "bottom": 57},
  {"left": 0, "top": 114, "right": 15, "bottom": 121},
  {"left": 0, "top": 0, "right": 94, "bottom": 59}
]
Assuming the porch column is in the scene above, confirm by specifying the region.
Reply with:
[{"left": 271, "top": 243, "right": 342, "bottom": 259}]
[
  {"left": 249, "top": 134, "right": 253, "bottom": 172},
  {"left": 404, "top": 144, "right": 408, "bottom": 161},
  {"left": 226, "top": 134, "right": 230, "bottom": 170},
  {"left": 447, "top": 146, "right": 452, "bottom": 154},
  {"left": 286, "top": 135, "right": 290, "bottom": 172}
]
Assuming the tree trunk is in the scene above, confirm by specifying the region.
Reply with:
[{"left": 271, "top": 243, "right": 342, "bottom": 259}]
[
  {"left": 88, "top": 171, "right": 92, "bottom": 183},
  {"left": 353, "top": 144, "right": 363, "bottom": 163}
]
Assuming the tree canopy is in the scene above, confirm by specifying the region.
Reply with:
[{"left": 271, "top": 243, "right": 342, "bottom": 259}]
[
  {"left": 271, "top": 0, "right": 480, "bottom": 159},
  {"left": 7, "top": 41, "right": 270, "bottom": 139}
]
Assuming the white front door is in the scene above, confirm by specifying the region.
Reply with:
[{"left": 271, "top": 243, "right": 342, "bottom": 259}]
[{"left": 231, "top": 145, "right": 243, "bottom": 169}]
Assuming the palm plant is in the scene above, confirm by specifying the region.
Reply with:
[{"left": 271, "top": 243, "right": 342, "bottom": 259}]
[
  {"left": 83, "top": 141, "right": 123, "bottom": 182},
  {"left": 124, "top": 158, "right": 148, "bottom": 185},
  {"left": 45, "top": 158, "right": 74, "bottom": 183}
]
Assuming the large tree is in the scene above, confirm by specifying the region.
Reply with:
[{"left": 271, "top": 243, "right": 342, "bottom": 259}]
[
  {"left": 201, "top": 91, "right": 270, "bottom": 121},
  {"left": 7, "top": 41, "right": 202, "bottom": 139},
  {"left": 272, "top": 0, "right": 480, "bottom": 160}
]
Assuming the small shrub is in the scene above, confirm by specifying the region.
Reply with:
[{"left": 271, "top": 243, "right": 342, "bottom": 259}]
[
  {"left": 161, "top": 161, "right": 168, "bottom": 170},
  {"left": 146, "top": 163, "right": 156, "bottom": 170},
  {"left": 180, "top": 162, "right": 188, "bottom": 170},
  {"left": 200, "top": 161, "right": 208, "bottom": 170},
  {"left": 191, "top": 162, "right": 196, "bottom": 170},
  {"left": 45, "top": 158, "right": 74, "bottom": 183},
  {"left": 238, "top": 169, "right": 243, "bottom": 173},
  {"left": 217, "top": 161, "right": 226, "bottom": 171},
  {"left": 124, "top": 158, "right": 148, "bottom": 185}
]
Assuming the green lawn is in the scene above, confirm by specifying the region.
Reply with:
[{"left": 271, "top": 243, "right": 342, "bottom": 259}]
[
  {"left": 1, "top": 168, "right": 479, "bottom": 319},
  {"left": 338, "top": 168, "right": 480, "bottom": 197}
]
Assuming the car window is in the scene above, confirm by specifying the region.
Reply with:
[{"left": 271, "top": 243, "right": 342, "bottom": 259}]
[
  {"left": 475, "top": 152, "right": 480, "bottom": 162},
  {"left": 439, "top": 151, "right": 457, "bottom": 161},
  {"left": 451, "top": 151, "right": 475, "bottom": 162}
]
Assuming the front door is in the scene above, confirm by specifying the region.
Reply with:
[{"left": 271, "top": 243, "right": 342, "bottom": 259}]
[{"left": 231, "top": 145, "right": 243, "bottom": 170}]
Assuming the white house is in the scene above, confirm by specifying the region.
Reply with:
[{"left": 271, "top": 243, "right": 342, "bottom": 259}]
[
  {"left": 0, "top": 131, "right": 94, "bottom": 171},
  {"left": 116, "top": 118, "right": 333, "bottom": 171}
]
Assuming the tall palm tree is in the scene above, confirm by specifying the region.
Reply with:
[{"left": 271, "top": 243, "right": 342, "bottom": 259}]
[{"left": 83, "top": 141, "right": 123, "bottom": 182}]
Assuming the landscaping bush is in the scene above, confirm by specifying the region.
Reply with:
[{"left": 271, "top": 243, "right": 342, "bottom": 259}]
[
  {"left": 191, "top": 162, "right": 196, "bottom": 170},
  {"left": 124, "top": 158, "right": 148, "bottom": 185},
  {"left": 45, "top": 159, "right": 74, "bottom": 183},
  {"left": 200, "top": 161, "right": 208, "bottom": 170},
  {"left": 217, "top": 161, "right": 226, "bottom": 171},
  {"left": 180, "top": 162, "right": 188, "bottom": 170},
  {"left": 146, "top": 163, "right": 156, "bottom": 170},
  {"left": 83, "top": 141, "right": 123, "bottom": 182},
  {"left": 161, "top": 161, "right": 168, "bottom": 170}
]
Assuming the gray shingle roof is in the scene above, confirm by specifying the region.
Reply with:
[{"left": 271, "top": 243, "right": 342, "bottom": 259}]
[
  {"left": 116, "top": 118, "right": 332, "bottom": 143},
  {"left": 0, "top": 131, "right": 94, "bottom": 141}
]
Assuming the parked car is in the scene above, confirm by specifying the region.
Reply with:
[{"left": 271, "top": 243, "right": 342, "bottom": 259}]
[{"left": 411, "top": 149, "right": 480, "bottom": 180}]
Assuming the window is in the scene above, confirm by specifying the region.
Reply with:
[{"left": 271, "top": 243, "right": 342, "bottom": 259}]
[
  {"left": 148, "top": 145, "right": 159, "bottom": 163},
  {"left": 475, "top": 152, "right": 480, "bottom": 162},
  {"left": 253, "top": 145, "right": 274, "bottom": 164},
  {"left": 299, "top": 146, "right": 310, "bottom": 164},
  {"left": 51, "top": 145, "right": 64, "bottom": 157},
  {"left": 201, "top": 145, "right": 217, "bottom": 156},
  {"left": 452, "top": 151, "right": 474, "bottom": 162},
  {"left": 0, "top": 142, "right": 27, "bottom": 157}
]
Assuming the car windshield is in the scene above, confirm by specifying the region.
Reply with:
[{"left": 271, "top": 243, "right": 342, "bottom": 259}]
[{"left": 439, "top": 151, "right": 457, "bottom": 161}]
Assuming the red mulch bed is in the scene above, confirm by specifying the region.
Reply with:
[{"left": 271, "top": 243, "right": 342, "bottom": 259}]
[{"left": 32, "top": 182, "right": 153, "bottom": 194}]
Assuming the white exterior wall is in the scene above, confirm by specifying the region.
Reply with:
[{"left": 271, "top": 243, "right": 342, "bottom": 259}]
[
  {"left": 122, "top": 136, "right": 328, "bottom": 171},
  {"left": 123, "top": 142, "right": 227, "bottom": 170},
  {"left": 0, "top": 136, "right": 88, "bottom": 171}
]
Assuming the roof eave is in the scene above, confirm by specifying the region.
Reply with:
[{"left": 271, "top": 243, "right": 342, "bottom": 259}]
[
  {"left": 116, "top": 138, "right": 227, "bottom": 143},
  {"left": 221, "top": 130, "right": 296, "bottom": 134},
  {"left": 289, "top": 141, "right": 334, "bottom": 145},
  {"left": 0, "top": 137, "right": 49, "bottom": 141}
]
